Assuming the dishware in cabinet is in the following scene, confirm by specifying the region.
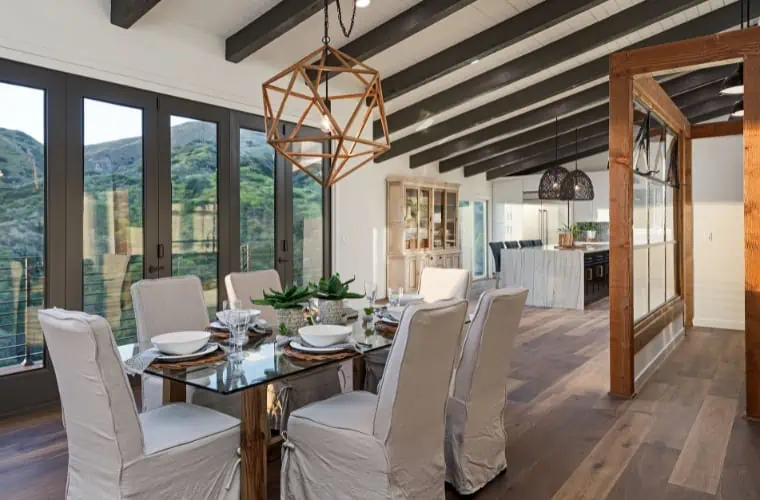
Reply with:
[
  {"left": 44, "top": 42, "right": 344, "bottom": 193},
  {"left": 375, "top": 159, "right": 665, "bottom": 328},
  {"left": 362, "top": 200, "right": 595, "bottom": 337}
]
[{"left": 445, "top": 190, "right": 458, "bottom": 248}]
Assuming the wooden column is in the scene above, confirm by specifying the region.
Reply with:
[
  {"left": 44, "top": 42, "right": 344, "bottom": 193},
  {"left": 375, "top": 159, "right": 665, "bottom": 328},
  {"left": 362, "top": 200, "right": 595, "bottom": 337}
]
[
  {"left": 681, "top": 135, "right": 694, "bottom": 328},
  {"left": 241, "top": 385, "right": 269, "bottom": 500},
  {"left": 744, "top": 55, "right": 760, "bottom": 419},
  {"left": 608, "top": 72, "right": 635, "bottom": 398}
]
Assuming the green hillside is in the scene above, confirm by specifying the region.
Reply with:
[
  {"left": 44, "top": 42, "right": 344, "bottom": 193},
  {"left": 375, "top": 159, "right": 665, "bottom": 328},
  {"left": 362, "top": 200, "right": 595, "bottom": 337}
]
[{"left": 0, "top": 121, "right": 323, "bottom": 364}]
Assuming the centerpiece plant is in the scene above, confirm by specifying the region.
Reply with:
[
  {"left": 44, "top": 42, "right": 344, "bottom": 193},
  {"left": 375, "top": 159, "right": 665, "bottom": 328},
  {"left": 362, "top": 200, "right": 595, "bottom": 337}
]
[
  {"left": 252, "top": 285, "right": 312, "bottom": 335},
  {"left": 310, "top": 274, "right": 364, "bottom": 324}
]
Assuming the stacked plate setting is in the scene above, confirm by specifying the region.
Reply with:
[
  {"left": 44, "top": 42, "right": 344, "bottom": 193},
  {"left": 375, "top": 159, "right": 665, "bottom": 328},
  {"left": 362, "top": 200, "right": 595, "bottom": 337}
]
[
  {"left": 150, "top": 330, "right": 218, "bottom": 361},
  {"left": 289, "top": 324, "right": 354, "bottom": 353}
]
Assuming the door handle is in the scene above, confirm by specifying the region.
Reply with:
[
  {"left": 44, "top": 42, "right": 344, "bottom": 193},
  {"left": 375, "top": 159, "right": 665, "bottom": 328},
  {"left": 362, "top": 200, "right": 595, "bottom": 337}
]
[{"left": 148, "top": 264, "right": 165, "bottom": 274}]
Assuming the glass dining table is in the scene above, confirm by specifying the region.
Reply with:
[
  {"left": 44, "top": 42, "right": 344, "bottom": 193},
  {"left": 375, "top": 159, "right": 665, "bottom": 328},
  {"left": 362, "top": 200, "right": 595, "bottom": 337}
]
[{"left": 118, "top": 318, "right": 394, "bottom": 500}]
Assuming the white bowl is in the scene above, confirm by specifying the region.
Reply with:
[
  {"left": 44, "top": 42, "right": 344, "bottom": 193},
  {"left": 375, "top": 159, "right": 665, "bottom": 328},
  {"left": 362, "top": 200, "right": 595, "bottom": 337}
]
[
  {"left": 298, "top": 324, "right": 352, "bottom": 347},
  {"left": 399, "top": 294, "right": 424, "bottom": 305},
  {"left": 216, "top": 309, "right": 261, "bottom": 326},
  {"left": 152, "top": 331, "right": 211, "bottom": 355}
]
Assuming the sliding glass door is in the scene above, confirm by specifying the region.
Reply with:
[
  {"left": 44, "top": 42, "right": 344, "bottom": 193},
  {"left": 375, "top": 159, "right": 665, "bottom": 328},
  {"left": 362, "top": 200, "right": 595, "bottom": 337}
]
[
  {"left": 158, "top": 100, "right": 229, "bottom": 318},
  {"left": 0, "top": 60, "right": 66, "bottom": 415},
  {"left": 0, "top": 59, "right": 332, "bottom": 417}
]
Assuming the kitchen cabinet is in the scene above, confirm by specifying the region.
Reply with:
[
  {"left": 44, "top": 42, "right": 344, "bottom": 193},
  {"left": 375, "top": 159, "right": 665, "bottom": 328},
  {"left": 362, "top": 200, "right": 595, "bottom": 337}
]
[{"left": 387, "top": 176, "right": 462, "bottom": 291}]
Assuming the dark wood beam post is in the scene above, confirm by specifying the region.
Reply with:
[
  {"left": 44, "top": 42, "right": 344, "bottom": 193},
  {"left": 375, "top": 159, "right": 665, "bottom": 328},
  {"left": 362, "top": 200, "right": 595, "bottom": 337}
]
[
  {"left": 110, "top": 0, "right": 162, "bottom": 28},
  {"left": 682, "top": 134, "right": 694, "bottom": 329},
  {"left": 608, "top": 71, "right": 635, "bottom": 398},
  {"left": 226, "top": 0, "right": 334, "bottom": 63},
  {"left": 744, "top": 54, "right": 760, "bottom": 419}
]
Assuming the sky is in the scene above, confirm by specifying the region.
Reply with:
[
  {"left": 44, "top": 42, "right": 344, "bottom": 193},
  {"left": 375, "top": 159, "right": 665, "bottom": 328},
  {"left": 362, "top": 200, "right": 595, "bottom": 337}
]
[{"left": 0, "top": 82, "right": 195, "bottom": 146}]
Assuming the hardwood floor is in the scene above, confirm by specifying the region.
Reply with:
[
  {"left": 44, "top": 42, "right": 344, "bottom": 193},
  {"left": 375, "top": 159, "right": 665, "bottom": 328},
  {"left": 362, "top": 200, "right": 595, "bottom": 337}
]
[{"left": 1, "top": 301, "right": 757, "bottom": 499}]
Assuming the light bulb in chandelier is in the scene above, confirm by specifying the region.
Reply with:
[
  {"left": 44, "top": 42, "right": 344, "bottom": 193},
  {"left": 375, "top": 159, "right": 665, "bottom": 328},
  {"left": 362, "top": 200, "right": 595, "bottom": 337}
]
[{"left": 320, "top": 98, "right": 334, "bottom": 133}]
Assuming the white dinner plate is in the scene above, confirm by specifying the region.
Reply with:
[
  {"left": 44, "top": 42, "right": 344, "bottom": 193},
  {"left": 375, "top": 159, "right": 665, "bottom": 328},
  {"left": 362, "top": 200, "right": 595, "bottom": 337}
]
[
  {"left": 289, "top": 340, "right": 352, "bottom": 353},
  {"left": 148, "top": 343, "right": 219, "bottom": 361}
]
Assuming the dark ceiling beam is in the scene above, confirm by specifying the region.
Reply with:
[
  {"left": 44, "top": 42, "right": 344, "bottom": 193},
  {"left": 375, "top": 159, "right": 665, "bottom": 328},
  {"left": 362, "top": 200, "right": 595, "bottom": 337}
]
[
  {"left": 442, "top": 65, "right": 734, "bottom": 173},
  {"left": 111, "top": 0, "right": 162, "bottom": 28},
  {"left": 440, "top": 106, "right": 609, "bottom": 173},
  {"left": 486, "top": 98, "right": 738, "bottom": 180},
  {"left": 381, "top": 0, "right": 606, "bottom": 102},
  {"left": 376, "top": 5, "right": 738, "bottom": 159},
  {"left": 310, "top": 0, "right": 477, "bottom": 83},
  {"left": 379, "top": 0, "right": 704, "bottom": 136},
  {"left": 411, "top": 85, "right": 609, "bottom": 168},
  {"left": 465, "top": 121, "right": 610, "bottom": 176},
  {"left": 226, "top": 0, "right": 335, "bottom": 63}
]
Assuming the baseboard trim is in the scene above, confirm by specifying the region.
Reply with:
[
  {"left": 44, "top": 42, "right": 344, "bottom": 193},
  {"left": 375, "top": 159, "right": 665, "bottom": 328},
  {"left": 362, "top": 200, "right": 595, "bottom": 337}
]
[{"left": 694, "top": 317, "right": 745, "bottom": 331}]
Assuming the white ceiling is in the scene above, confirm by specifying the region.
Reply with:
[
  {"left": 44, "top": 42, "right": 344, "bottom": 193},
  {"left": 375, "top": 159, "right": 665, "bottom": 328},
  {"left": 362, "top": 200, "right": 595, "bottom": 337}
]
[{"left": 143, "top": 0, "right": 738, "bottom": 173}]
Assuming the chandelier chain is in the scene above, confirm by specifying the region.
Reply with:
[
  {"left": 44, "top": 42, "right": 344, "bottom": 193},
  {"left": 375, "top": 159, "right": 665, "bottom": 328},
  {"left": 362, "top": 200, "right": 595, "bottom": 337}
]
[
  {"left": 323, "top": 0, "right": 357, "bottom": 44},
  {"left": 335, "top": 0, "right": 357, "bottom": 38}
]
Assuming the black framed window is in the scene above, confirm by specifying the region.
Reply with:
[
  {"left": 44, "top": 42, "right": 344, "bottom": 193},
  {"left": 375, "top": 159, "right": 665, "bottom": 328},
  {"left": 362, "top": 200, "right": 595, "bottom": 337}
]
[{"left": 0, "top": 57, "right": 332, "bottom": 416}]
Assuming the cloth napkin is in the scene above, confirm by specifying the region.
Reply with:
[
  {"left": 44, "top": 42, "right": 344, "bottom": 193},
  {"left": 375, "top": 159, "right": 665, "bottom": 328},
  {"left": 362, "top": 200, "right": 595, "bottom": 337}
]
[{"left": 124, "top": 349, "right": 161, "bottom": 375}]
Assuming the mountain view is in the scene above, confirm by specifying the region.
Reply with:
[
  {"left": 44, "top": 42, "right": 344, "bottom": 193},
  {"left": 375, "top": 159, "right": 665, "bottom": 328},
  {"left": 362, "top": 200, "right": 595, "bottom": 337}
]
[{"left": 0, "top": 121, "right": 323, "bottom": 367}]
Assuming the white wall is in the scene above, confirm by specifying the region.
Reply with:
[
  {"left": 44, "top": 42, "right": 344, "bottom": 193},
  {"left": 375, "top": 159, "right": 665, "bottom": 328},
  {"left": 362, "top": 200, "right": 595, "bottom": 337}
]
[
  {"left": 0, "top": 0, "right": 317, "bottom": 122},
  {"left": 692, "top": 134, "right": 745, "bottom": 330}
]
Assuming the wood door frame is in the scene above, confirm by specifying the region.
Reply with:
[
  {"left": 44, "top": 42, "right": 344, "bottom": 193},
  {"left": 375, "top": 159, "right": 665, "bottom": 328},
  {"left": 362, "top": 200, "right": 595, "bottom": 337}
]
[{"left": 607, "top": 25, "right": 760, "bottom": 420}]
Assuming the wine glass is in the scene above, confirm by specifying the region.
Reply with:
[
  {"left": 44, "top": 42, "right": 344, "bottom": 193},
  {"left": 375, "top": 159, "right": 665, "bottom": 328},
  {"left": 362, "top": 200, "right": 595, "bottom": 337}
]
[{"left": 364, "top": 282, "right": 377, "bottom": 308}]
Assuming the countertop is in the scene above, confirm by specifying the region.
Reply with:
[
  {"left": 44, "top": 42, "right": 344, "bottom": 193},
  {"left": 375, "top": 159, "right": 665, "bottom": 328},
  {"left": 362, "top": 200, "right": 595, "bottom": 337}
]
[{"left": 505, "top": 244, "right": 610, "bottom": 254}]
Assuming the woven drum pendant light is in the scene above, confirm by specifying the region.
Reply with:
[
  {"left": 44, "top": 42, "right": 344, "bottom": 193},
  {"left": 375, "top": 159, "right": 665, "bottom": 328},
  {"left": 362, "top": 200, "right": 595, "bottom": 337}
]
[
  {"left": 560, "top": 128, "right": 594, "bottom": 201},
  {"left": 262, "top": 0, "right": 390, "bottom": 187},
  {"left": 538, "top": 117, "right": 570, "bottom": 200}
]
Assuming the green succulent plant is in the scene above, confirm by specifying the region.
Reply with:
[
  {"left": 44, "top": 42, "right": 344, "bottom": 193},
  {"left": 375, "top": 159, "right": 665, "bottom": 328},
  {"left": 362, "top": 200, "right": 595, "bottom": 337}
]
[
  {"left": 311, "top": 273, "right": 365, "bottom": 301},
  {"left": 251, "top": 284, "right": 312, "bottom": 310}
]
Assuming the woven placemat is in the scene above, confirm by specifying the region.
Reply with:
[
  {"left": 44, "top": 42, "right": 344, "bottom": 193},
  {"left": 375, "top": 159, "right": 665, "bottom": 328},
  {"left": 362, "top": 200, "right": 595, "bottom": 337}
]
[
  {"left": 281, "top": 344, "right": 355, "bottom": 362},
  {"left": 151, "top": 349, "right": 227, "bottom": 370},
  {"left": 206, "top": 326, "right": 271, "bottom": 341},
  {"left": 375, "top": 321, "right": 398, "bottom": 338}
]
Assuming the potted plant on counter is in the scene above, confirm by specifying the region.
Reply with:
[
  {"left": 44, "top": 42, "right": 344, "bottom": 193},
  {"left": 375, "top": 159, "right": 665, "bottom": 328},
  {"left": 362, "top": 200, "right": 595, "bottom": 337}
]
[
  {"left": 251, "top": 285, "right": 312, "bottom": 335},
  {"left": 558, "top": 223, "right": 582, "bottom": 248},
  {"left": 311, "top": 274, "right": 364, "bottom": 324}
]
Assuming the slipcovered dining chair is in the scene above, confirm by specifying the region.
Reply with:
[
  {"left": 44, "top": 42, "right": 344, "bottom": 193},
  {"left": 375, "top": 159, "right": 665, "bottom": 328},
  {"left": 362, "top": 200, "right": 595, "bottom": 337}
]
[
  {"left": 444, "top": 287, "right": 528, "bottom": 494},
  {"left": 281, "top": 299, "right": 468, "bottom": 500},
  {"left": 131, "top": 275, "right": 240, "bottom": 416},
  {"left": 38, "top": 308, "right": 240, "bottom": 500},
  {"left": 224, "top": 270, "right": 342, "bottom": 431},
  {"left": 365, "top": 267, "right": 472, "bottom": 392}
]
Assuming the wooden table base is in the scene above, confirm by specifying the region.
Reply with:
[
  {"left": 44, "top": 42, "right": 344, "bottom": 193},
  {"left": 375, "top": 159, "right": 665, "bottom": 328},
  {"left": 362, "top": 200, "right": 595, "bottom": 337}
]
[
  {"left": 162, "top": 379, "right": 186, "bottom": 404},
  {"left": 241, "top": 385, "right": 268, "bottom": 500}
]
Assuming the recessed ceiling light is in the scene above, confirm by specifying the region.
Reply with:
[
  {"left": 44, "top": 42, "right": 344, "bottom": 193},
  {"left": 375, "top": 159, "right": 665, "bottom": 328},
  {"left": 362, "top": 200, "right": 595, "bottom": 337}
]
[{"left": 356, "top": 0, "right": 371, "bottom": 7}]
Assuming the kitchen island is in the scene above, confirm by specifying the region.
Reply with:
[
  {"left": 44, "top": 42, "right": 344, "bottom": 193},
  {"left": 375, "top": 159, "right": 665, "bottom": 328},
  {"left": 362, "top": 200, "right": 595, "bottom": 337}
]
[{"left": 500, "top": 245, "right": 609, "bottom": 310}]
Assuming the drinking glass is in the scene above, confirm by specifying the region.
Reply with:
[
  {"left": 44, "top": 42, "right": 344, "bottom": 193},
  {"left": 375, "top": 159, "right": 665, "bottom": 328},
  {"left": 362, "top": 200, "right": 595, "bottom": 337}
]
[
  {"left": 224, "top": 300, "right": 247, "bottom": 359},
  {"left": 364, "top": 282, "right": 377, "bottom": 308},
  {"left": 388, "top": 287, "right": 403, "bottom": 307}
]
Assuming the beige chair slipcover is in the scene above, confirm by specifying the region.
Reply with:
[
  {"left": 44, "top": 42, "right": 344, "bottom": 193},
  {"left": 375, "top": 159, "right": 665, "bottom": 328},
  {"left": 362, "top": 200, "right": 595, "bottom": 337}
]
[
  {"left": 224, "top": 270, "right": 341, "bottom": 431},
  {"left": 38, "top": 308, "right": 240, "bottom": 500},
  {"left": 131, "top": 275, "right": 240, "bottom": 415},
  {"left": 281, "top": 298, "right": 468, "bottom": 500},
  {"left": 365, "top": 267, "right": 472, "bottom": 393},
  {"left": 444, "top": 287, "right": 527, "bottom": 494}
]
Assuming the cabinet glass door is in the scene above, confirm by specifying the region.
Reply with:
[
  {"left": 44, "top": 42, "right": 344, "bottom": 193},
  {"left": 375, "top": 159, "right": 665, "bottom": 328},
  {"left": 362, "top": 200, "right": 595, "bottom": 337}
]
[
  {"left": 419, "top": 188, "right": 431, "bottom": 249},
  {"left": 433, "top": 190, "right": 444, "bottom": 249},
  {"left": 405, "top": 188, "right": 419, "bottom": 250},
  {"left": 445, "top": 191, "right": 458, "bottom": 248}
]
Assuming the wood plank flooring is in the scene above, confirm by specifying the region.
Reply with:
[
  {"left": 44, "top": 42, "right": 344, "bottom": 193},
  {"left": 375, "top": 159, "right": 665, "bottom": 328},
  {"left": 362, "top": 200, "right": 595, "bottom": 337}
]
[{"left": 1, "top": 300, "right": 757, "bottom": 500}]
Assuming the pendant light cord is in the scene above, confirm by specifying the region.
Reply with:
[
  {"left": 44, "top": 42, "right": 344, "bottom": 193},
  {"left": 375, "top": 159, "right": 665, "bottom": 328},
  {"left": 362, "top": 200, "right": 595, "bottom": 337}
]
[{"left": 554, "top": 117, "right": 558, "bottom": 162}]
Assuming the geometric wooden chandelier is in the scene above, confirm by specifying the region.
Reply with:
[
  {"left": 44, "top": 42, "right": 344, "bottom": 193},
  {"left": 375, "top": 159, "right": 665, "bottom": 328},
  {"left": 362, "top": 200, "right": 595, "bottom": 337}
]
[{"left": 262, "top": 43, "right": 391, "bottom": 187}]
